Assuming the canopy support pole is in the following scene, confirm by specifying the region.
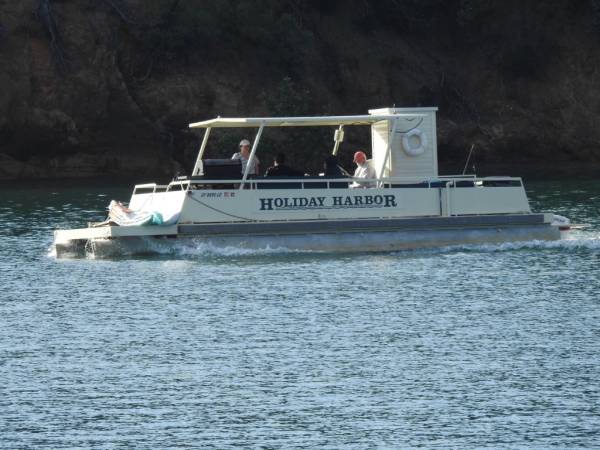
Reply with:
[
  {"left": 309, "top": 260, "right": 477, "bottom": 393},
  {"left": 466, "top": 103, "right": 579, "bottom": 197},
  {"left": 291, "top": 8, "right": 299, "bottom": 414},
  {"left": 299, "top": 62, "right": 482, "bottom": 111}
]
[
  {"left": 332, "top": 125, "right": 344, "bottom": 156},
  {"left": 192, "top": 127, "right": 212, "bottom": 175},
  {"left": 378, "top": 119, "right": 398, "bottom": 187},
  {"left": 239, "top": 122, "right": 265, "bottom": 190}
]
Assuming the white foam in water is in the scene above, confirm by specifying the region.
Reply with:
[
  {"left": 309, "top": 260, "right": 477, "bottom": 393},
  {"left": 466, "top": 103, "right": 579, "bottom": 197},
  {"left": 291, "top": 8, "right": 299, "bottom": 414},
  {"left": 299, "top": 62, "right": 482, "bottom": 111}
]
[
  {"left": 181, "top": 241, "right": 312, "bottom": 257},
  {"left": 121, "top": 232, "right": 600, "bottom": 258},
  {"left": 411, "top": 230, "right": 600, "bottom": 255},
  {"left": 49, "top": 228, "right": 600, "bottom": 259},
  {"left": 135, "top": 237, "right": 312, "bottom": 257},
  {"left": 47, "top": 244, "right": 57, "bottom": 258}
]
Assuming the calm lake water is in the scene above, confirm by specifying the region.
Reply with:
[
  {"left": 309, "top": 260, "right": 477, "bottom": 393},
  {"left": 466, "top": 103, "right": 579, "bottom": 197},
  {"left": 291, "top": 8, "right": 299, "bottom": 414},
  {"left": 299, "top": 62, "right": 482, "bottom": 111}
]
[{"left": 1, "top": 179, "right": 599, "bottom": 448}]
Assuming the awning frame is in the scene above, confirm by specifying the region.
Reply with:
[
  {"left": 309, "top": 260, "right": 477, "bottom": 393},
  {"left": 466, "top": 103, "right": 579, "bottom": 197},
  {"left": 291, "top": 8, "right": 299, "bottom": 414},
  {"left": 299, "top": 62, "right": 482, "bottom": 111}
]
[{"left": 188, "top": 114, "right": 425, "bottom": 129}]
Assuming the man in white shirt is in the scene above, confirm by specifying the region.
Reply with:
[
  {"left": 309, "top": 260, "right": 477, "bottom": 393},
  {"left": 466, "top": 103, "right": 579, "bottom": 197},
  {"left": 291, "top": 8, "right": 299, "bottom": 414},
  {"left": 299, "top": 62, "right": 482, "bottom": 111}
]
[
  {"left": 232, "top": 139, "right": 260, "bottom": 175},
  {"left": 350, "top": 150, "right": 376, "bottom": 188}
]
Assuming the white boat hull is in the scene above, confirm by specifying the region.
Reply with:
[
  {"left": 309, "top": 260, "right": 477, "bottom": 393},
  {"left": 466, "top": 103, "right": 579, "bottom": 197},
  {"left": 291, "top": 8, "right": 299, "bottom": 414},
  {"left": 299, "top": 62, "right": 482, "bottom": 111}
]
[{"left": 54, "top": 214, "right": 560, "bottom": 258}]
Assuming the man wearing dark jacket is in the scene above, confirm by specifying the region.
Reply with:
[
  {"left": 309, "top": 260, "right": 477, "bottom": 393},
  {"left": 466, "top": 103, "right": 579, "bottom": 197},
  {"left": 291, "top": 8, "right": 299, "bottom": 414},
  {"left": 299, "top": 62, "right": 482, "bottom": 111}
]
[{"left": 265, "top": 153, "right": 304, "bottom": 177}]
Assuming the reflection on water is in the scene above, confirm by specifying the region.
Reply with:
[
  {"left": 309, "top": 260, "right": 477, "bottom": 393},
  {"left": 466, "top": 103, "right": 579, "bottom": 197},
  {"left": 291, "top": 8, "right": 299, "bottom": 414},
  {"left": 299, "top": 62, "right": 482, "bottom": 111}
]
[{"left": 1, "top": 179, "right": 599, "bottom": 448}]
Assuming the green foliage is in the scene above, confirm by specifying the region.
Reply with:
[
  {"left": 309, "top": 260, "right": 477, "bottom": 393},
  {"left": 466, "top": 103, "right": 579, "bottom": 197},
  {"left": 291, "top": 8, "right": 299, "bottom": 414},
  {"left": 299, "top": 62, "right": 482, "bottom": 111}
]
[
  {"left": 264, "top": 77, "right": 313, "bottom": 116},
  {"left": 141, "top": 2, "right": 223, "bottom": 62},
  {"left": 133, "top": 0, "right": 314, "bottom": 70},
  {"left": 498, "top": 32, "right": 559, "bottom": 82},
  {"left": 456, "top": 0, "right": 495, "bottom": 28},
  {"left": 354, "top": 0, "right": 459, "bottom": 34},
  {"left": 499, "top": 44, "right": 543, "bottom": 80},
  {"left": 257, "top": 77, "right": 331, "bottom": 175},
  {"left": 197, "top": 77, "right": 331, "bottom": 175},
  {"left": 592, "top": 0, "right": 600, "bottom": 33}
]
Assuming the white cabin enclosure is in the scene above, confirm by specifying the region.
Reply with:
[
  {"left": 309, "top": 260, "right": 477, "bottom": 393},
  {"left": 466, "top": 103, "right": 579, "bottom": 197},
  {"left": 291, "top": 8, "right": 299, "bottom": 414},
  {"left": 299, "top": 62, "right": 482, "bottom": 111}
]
[
  {"left": 370, "top": 107, "right": 438, "bottom": 181},
  {"left": 52, "top": 106, "right": 563, "bottom": 258}
]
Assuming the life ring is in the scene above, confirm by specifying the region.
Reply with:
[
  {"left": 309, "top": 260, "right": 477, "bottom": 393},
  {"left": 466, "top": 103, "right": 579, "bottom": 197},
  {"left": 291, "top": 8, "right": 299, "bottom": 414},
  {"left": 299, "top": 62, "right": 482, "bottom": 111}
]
[{"left": 402, "top": 128, "right": 427, "bottom": 157}]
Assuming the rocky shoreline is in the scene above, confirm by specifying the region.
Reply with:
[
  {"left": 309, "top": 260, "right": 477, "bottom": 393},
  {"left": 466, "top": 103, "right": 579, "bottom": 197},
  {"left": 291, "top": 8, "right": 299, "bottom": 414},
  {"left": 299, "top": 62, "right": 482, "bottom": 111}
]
[{"left": 1, "top": 1, "right": 599, "bottom": 180}]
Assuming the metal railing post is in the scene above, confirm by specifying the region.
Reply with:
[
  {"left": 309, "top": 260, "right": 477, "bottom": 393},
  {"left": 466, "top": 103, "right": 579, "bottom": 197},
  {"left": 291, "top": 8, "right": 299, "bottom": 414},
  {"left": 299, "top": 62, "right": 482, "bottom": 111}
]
[
  {"left": 192, "top": 127, "right": 212, "bottom": 176},
  {"left": 445, "top": 181, "right": 454, "bottom": 217}
]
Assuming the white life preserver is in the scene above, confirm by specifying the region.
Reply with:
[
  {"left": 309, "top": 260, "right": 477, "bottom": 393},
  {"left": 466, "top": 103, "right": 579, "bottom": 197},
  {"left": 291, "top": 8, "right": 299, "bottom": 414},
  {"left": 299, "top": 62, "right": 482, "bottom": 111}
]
[{"left": 402, "top": 128, "right": 428, "bottom": 157}]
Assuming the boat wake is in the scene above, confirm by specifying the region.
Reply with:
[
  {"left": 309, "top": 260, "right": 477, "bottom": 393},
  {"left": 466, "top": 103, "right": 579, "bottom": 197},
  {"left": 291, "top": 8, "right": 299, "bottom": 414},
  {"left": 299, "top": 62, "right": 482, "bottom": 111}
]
[
  {"left": 398, "top": 229, "right": 600, "bottom": 256},
  {"left": 48, "top": 229, "right": 600, "bottom": 260},
  {"left": 144, "top": 238, "right": 317, "bottom": 257}
]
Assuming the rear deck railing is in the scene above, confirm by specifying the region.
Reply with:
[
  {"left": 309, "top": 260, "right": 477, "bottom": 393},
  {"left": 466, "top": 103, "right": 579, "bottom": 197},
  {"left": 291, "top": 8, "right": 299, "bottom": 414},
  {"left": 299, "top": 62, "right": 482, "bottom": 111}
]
[
  {"left": 141, "top": 176, "right": 522, "bottom": 190},
  {"left": 133, "top": 176, "right": 523, "bottom": 194},
  {"left": 129, "top": 176, "right": 527, "bottom": 220}
]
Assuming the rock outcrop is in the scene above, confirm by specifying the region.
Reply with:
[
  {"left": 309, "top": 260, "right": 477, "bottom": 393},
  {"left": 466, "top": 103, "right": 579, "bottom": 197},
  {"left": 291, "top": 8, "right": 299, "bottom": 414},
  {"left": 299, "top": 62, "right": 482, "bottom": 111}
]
[{"left": 1, "top": 0, "right": 599, "bottom": 180}]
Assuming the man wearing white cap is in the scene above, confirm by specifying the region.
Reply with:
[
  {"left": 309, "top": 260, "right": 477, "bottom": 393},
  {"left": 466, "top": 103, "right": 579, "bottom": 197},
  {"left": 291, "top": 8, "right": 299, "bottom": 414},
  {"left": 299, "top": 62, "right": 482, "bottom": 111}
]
[
  {"left": 350, "top": 150, "right": 376, "bottom": 188},
  {"left": 232, "top": 139, "right": 260, "bottom": 176}
]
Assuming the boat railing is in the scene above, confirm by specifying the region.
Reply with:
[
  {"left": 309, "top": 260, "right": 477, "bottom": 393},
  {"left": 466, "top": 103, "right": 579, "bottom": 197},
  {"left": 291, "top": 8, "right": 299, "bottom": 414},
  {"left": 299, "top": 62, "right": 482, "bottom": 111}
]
[
  {"left": 438, "top": 174, "right": 477, "bottom": 179},
  {"left": 160, "top": 175, "right": 524, "bottom": 191},
  {"left": 439, "top": 177, "right": 524, "bottom": 216},
  {"left": 133, "top": 183, "right": 168, "bottom": 194},
  {"left": 133, "top": 182, "right": 188, "bottom": 194}
]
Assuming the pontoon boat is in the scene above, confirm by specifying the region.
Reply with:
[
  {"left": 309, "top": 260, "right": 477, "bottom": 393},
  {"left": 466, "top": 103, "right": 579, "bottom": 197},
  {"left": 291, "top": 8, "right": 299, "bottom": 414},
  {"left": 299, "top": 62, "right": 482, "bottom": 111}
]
[{"left": 53, "top": 107, "right": 562, "bottom": 257}]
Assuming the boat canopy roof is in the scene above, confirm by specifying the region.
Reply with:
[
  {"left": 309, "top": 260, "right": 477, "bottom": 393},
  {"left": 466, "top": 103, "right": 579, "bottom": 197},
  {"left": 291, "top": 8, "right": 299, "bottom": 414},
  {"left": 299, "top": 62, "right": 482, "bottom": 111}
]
[{"left": 188, "top": 114, "right": 425, "bottom": 129}]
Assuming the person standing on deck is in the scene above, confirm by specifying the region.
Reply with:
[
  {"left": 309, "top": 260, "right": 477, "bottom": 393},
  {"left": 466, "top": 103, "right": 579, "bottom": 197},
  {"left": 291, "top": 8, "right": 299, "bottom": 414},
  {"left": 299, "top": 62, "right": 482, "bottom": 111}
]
[
  {"left": 350, "top": 150, "right": 376, "bottom": 188},
  {"left": 232, "top": 139, "right": 260, "bottom": 175}
]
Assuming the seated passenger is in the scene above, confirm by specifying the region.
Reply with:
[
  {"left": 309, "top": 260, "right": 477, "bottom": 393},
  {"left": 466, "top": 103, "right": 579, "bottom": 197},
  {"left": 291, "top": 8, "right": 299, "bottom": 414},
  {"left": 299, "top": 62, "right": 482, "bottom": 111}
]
[
  {"left": 350, "top": 150, "right": 377, "bottom": 188},
  {"left": 265, "top": 153, "right": 304, "bottom": 177},
  {"left": 323, "top": 154, "right": 349, "bottom": 178}
]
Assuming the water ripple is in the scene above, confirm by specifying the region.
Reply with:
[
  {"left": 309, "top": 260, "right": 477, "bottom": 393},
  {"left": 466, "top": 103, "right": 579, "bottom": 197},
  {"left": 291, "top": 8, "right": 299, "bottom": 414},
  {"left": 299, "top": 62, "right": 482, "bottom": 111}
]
[{"left": 1, "top": 180, "right": 600, "bottom": 448}]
